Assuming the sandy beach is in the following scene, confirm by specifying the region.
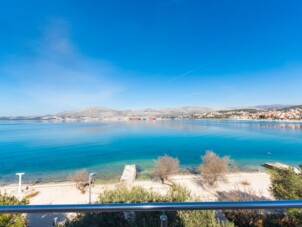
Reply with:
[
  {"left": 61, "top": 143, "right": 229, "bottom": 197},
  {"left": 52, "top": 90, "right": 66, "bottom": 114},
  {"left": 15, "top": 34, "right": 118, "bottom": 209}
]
[
  {"left": 0, "top": 171, "right": 272, "bottom": 226},
  {"left": 1, "top": 171, "right": 272, "bottom": 204}
]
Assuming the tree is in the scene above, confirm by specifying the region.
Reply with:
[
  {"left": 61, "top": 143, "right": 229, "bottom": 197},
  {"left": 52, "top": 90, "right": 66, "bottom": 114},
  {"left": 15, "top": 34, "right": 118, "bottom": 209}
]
[
  {"left": 59, "top": 184, "right": 233, "bottom": 227},
  {"left": 199, "top": 150, "right": 232, "bottom": 186},
  {"left": 153, "top": 155, "right": 179, "bottom": 184},
  {"left": 68, "top": 169, "right": 89, "bottom": 193},
  {"left": 0, "top": 193, "right": 28, "bottom": 227}
]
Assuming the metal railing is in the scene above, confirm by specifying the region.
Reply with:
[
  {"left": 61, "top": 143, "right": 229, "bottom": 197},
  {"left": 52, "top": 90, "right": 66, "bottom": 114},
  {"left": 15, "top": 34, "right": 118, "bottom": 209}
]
[{"left": 1, "top": 200, "right": 302, "bottom": 227}]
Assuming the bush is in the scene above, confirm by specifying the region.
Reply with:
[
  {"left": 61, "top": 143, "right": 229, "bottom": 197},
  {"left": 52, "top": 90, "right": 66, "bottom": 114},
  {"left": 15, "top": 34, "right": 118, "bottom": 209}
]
[
  {"left": 69, "top": 169, "right": 88, "bottom": 183},
  {"left": 0, "top": 193, "right": 28, "bottom": 227},
  {"left": 69, "top": 169, "right": 89, "bottom": 193},
  {"left": 217, "top": 190, "right": 296, "bottom": 227},
  {"left": 269, "top": 167, "right": 302, "bottom": 225},
  {"left": 269, "top": 168, "right": 302, "bottom": 200},
  {"left": 60, "top": 184, "right": 233, "bottom": 227},
  {"left": 199, "top": 150, "right": 232, "bottom": 186},
  {"left": 153, "top": 155, "right": 179, "bottom": 184}
]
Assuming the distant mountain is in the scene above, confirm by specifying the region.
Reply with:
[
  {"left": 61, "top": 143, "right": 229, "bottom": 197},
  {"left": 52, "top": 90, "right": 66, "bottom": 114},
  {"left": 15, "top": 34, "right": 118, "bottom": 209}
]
[
  {"left": 226, "top": 104, "right": 295, "bottom": 111},
  {"left": 254, "top": 104, "right": 295, "bottom": 110},
  {"left": 1, "top": 104, "right": 301, "bottom": 119},
  {"left": 56, "top": 106, "right": 213, "bottom": 118},
  {"left": 50, "top": 104, "right": 302, "bottom": 118},
  {"left": 58, "top": 107, "right": 119, "bottom": 118},
  {"left": 279, "top": 105, "right": 302, "bottom": 110}
]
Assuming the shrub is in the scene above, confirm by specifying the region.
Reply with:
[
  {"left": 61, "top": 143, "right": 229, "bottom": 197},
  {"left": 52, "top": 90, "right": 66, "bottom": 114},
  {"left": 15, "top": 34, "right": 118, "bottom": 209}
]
[
  {"left": 240, "top": 180, "right": 251, "bottom": 186},
  {"left": 69, "top": 169, "right": 89, "bottom": 193},
  {"left": 60, "top": 184, "right": 233, "bottom": 227},
  {"left": 217, "top": 190, "right": 295, "bottom": 227},
  {"left": 269, "top": 167, "right": 302, "bottom": 225},
  {"left": 153, "top": 155, "right": 179, "bottom": 184},
  {"left": 199, "top": 150, "right": 232, "bottom": 186},
  {"left": 69, "top": 169, "right": 88, "bottom": 183},
  {"left": 0, "top": 193, "right": 28, "bottom": 227},
  {"left": 269, "top": 168, "right": 302, "bottom": 200}
]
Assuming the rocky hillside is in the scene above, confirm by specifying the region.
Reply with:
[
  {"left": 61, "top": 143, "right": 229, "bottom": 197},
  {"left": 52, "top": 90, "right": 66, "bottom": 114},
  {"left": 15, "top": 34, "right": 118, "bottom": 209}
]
[{"left": 57, "top": 106, "right": 213, "bottom": 118}]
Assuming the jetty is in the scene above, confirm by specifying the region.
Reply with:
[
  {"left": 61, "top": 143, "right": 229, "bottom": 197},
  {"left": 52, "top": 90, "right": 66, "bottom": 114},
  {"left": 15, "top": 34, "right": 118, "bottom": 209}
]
[
  {"left": 120, "top": 165, "right": 137, "bottom": 182},
  {"left": 264, "top": 162, "right": 301, "bottom": 174}
]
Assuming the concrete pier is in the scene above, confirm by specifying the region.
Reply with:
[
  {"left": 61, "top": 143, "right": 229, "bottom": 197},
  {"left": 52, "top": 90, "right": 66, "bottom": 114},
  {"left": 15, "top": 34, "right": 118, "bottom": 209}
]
[
  {"left": 264, "top": 162, "right": 301, "bottom": 174},
  {"left": 120, "top": 165, "right": 136, "bottom": 182}
]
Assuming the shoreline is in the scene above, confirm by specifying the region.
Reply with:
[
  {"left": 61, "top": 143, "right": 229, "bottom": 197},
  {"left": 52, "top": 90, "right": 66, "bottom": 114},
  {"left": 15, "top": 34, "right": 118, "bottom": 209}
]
[
  {"left": 1, "top": 118, "right": 302, "bottom": 123},
  {"left": 2, "top": 171, "right": 273, "bottom": 226},
  {"left": 0, "top": 171, "right": 272, "bottom": 205},
  {"left": 0, "top": 166, "right": 265, "bottom": 186},
  {"left": 199, "top": 118, "right": 302, "bottom": 123},
  {"left": 0, "top": 159, "right": 299, "bottom": 186}
]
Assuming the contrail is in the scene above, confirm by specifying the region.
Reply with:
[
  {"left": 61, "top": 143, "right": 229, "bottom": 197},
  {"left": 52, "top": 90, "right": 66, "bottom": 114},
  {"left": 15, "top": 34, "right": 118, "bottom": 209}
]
[{"left": 169, "top": 21, "right": 302, "bottom": 82}]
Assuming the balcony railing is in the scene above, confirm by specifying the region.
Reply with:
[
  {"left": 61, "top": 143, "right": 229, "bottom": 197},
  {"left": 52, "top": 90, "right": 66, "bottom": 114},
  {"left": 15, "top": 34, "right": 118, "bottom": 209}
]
[{"left": 1, "top": 200, "right": 302, "bottom": 226}]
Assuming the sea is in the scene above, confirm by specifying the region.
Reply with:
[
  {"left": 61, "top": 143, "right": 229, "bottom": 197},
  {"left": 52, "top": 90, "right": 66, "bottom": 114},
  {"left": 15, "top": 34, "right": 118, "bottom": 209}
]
[{"left": 0, "top": 120, "right": 302, "bottom": 183}]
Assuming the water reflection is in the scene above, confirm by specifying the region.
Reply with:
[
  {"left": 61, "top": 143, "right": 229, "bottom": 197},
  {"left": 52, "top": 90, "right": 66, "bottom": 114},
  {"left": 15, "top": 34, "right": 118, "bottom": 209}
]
[{"left": 80, "top": 120, "right": 302, "bottom": 134}]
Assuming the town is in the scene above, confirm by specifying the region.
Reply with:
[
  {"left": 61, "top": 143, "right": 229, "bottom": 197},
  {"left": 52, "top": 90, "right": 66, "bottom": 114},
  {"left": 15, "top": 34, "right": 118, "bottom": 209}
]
[
  {"left": 193, "top": 106, "right": 302, "bottom": 121},
  {"left": 1, "top": 105, "right": 301, "bottom": 122}
]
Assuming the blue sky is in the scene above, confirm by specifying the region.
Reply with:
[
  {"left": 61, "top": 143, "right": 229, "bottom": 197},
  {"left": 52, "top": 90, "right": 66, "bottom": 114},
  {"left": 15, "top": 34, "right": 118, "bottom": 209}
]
[{"left": 0, "top": 0, "right": 302, "bottom": 115}]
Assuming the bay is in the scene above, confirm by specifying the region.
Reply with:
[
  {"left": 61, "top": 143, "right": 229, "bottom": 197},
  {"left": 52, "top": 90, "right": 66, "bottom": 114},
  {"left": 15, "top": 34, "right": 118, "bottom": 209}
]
[{"left": 0, "top": 120, "right": 302, "bottom": 183}]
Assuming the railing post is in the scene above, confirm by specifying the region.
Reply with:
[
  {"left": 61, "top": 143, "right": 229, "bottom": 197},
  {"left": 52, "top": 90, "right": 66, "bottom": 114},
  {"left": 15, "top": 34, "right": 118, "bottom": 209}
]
[
  {"left": 160, "top": 212, "right": 168, "bottom": 227},
  {"left": 53, "top": 217, "right": 58, "bottom": 226}
]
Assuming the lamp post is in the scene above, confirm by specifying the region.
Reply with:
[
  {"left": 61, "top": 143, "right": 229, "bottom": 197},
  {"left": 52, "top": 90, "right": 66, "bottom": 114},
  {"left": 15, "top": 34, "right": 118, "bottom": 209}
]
[
  {"left": 88, "top": 173, "right": 96, "bottom": 204},
  {"left": 16, "top": 173, "right": 25, "bottom": 194},
  {"left": 160, "top": 213, "right": 168, "bottom": 227}
]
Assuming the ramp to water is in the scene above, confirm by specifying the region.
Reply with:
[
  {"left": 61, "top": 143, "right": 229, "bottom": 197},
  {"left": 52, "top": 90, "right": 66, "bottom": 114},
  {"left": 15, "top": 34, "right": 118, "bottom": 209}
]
[{"left": 120, "top": 165, "right": 136, "bottom": 182}]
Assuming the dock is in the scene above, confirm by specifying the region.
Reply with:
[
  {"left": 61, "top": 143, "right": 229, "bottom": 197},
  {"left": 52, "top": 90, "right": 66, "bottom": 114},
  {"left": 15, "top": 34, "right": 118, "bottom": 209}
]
[
  {"left": 120, "top": 165, "right": 137, "bottom": 182},
  {"left": 264, "top": 162, "right": 301, "bottom": 174}
]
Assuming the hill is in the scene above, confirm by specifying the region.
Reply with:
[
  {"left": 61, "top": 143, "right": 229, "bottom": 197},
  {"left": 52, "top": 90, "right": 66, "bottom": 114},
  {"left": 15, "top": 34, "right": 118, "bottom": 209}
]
[
  {"left": 56, "top": 106, "right": 213, "bottom": 118},
  {"left": 255, "top": 104, "right": 295, "bottom": 110}
]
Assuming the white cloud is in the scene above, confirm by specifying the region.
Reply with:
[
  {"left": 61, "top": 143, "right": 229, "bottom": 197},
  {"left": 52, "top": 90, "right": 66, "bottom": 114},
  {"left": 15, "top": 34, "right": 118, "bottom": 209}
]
[{"left": 1, "top": 19, "right": 125, "bottom": 114}]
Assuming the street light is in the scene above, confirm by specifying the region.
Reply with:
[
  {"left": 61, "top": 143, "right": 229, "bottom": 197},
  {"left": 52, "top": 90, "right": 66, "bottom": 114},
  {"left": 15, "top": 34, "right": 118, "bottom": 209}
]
[
  {"left": 16, "top": 173, "right": 25, "bottom": 194},
  {"left": 88, "top": 173, "right": 96, "bottom": 204}
]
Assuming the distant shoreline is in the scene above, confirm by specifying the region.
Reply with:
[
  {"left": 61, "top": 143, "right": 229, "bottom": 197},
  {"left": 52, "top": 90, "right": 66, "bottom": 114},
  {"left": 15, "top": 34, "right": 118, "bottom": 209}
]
[
  {"left": 0, "top": 118, "right": 302, "bottom": 123},
  {"left": 1, "top": 104, "right": 301, "bottom": 122}
]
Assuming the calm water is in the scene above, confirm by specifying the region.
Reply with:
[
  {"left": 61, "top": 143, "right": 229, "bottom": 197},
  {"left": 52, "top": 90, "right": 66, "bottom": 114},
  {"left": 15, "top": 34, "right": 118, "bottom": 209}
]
[{"left": 0, "top": 120, "right": 302, "bottom": 183}]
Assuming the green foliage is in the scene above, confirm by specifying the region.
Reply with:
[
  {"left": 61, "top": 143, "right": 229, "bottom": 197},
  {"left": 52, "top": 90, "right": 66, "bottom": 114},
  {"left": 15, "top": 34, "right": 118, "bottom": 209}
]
[
  {"left": 218, "top": 190, "right": 297, "bottom": 227},
  {"left": 269, "top": 167, "right": 302, "bottom": 225},
  {"left": 136, "top": 170, "right": 153, "bottom": 180},
  {"left": 98, "top": 186, "right": 164, "bottom": 203},
  {"left": 178, "top": 210, "right": 234, "bottom": 227},
  {"left": 269, "top": 168, "right": 302, "bottom": 200},
  {"left": 0, "top": 193, "right": 29, "bottom": 227},
  {"left": 218, "top": 190, "right": 264, "bottom": 227},
  {"left": 61, "top": 184, "right": 233, "bottom": 227},
  {"left": 223, "top": 211, "right": 296, "bottom": 227}
]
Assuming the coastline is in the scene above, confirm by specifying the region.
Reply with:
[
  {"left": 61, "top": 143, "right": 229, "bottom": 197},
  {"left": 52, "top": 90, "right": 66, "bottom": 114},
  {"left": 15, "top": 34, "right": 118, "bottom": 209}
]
[
  {"left": 1, "top": 118, "right": 302, "bottom": 123},
  {"left": 201, "top": 118, "right": 302, "bottom": 123},
  {"left": 0, "top": 166, "right": 265, "bottom": 186},
  {"left": 0, "top": 171, "right": 272, "bottom": 205}
]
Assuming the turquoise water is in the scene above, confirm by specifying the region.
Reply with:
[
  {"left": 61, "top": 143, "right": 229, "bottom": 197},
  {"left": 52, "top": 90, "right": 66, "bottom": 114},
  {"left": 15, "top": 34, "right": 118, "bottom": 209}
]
[{"left": 0, "top": 120, "right": 302, "bottom": 183}]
